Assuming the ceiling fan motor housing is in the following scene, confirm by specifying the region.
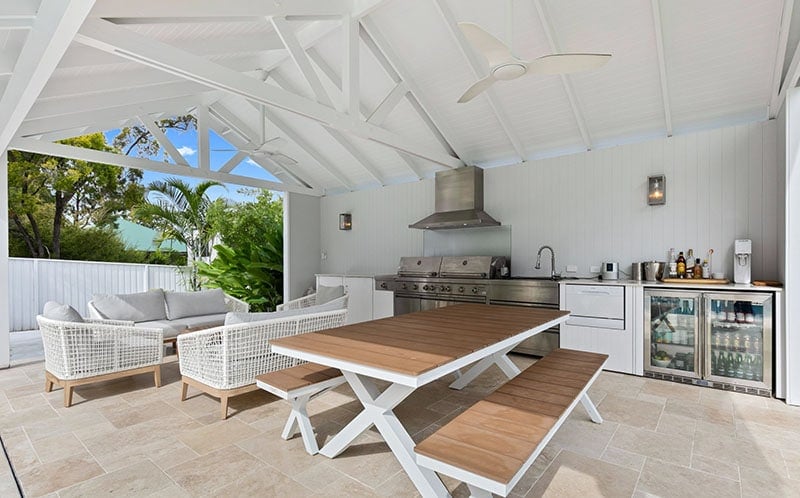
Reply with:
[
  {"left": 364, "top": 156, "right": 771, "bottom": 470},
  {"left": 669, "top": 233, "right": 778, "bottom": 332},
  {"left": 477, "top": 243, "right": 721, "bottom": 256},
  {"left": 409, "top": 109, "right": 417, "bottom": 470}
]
[{"left": 492, "top": 63, "right": 527, "bottom": 80}]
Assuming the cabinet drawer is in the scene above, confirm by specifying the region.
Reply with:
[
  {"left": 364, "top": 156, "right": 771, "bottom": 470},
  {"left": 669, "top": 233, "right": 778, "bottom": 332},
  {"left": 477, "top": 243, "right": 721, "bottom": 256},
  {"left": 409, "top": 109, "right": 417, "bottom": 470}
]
[{"left": 565, "top": 285, "right": 624, "bottom": 320}]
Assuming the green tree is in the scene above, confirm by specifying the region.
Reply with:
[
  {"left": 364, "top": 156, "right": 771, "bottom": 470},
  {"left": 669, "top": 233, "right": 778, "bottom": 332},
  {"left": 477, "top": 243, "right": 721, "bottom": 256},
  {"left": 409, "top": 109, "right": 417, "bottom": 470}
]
[
  {"left": 134, "top": 177, "right": 224, "bottom": 289},
  {"left": 8, "top": 133, "right": 144, "bottom": 258},
  {"left": 113, "top": 115, "right": 196, "bottom": 157}
]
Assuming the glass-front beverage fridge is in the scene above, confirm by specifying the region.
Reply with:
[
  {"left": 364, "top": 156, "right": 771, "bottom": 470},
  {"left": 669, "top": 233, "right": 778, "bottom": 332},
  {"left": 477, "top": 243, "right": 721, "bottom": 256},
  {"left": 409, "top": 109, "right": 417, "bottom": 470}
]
[{"left": 644, "top": 289, "right": 772, "bottom": 396}]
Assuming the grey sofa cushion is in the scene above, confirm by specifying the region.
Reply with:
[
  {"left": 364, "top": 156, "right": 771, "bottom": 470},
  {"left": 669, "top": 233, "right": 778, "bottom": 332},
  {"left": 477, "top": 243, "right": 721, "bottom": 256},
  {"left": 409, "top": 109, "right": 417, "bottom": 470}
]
[
  {"left": 316, "top": 285, "right": 345, "bottom": 305},
  {"left": 91, "top": 289, "right": 167, "bottom": 322},
  {"left": 42, "top": 301, "right": 84, "bottom": 322},
  {"left": 224, "top": 295, "right": 347, "bottom": 325},
  {"left": 136, "top": 319, "right": 188, "bottom": 340},
  {"left": 165, "top": 289, "right": 227, "bottom": 320},
  {"left": 180, "top": 313, "right": 226, "bottom": 330}
]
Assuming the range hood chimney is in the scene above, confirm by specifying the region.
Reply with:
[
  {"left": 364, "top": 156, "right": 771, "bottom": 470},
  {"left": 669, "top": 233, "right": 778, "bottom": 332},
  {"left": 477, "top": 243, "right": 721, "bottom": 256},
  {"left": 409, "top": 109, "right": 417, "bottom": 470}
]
[{"left": 409, "top": 166, "right": 500, "bottom": 230}]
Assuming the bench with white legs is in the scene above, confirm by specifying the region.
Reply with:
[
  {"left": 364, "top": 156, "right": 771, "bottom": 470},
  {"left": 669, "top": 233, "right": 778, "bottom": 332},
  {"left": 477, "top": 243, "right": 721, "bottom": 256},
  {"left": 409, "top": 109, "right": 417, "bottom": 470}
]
[
  {"left": 256, "top": 363, "right": 346, "bottom": 455},
  {"left": 415, "top": 348, "right": 608, "bottom": 497}
]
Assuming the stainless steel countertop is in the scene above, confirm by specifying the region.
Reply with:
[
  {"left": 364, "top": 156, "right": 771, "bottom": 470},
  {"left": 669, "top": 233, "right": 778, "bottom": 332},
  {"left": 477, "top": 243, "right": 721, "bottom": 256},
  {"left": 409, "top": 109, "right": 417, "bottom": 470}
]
[{"left": 557, "top": 278, "right": 783, "bottom": 292}]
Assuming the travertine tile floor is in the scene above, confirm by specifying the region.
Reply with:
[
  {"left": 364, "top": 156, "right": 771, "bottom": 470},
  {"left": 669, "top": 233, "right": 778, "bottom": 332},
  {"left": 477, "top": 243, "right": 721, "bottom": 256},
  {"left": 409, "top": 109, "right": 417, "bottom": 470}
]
[{"left": 1, "top": 354, "right": 799, "bottom": 497}]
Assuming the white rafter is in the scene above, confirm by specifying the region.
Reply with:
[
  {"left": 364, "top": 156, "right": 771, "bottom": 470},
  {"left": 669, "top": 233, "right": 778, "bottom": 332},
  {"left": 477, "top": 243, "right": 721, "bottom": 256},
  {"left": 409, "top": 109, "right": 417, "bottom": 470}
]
[
  {"left": 0, "top": 18, "right": 33, "bottom": 30},
  {"left": 650, "top": 0, "right": 673, "bottom": 137},
  {"left": 368, "top": 82, "right": 408, "bottom": 126},
  {"left": 10, "top": 137, "right": 320, "bottom": 195},
  {"left": 89, "top": 0, "right": 351, "bottom": 19},
  {"left": 343, "top": 15, "right": 360, "bottom": 117},
  {"left": 532, "top": 0, "right": 592, "bottom": 150},
  {"left": 769, "top": 0, "right": 795, "bottom": 118},
  {"left": 432, "top": 0, "right": 526, "bottom": 160},
  {"left": 777, "top": 37, "right": 800, "bottom": 116},
  {"left": 139, "top": 116, "right": 191, "bottom": 166},
  {"left": 307, "top": 48, "right": 421, "bottom": 180},
  {"left": 361, "top": 17, "right": 461, "bottom": 161},
  {"left": 271, "top": 16, "right": 334, "bottom": 107},
  {"left": 218, "top": 151, "right": 247, "bottom": 174},
  {"left": 196, "top": 105, "right": 210, "bottom": 171},
  {"left": 75, "top": 19, "right": 463, "bottom": 169},
  {"left": 0, "top": 0, "right": 96, "bottom": 154}
]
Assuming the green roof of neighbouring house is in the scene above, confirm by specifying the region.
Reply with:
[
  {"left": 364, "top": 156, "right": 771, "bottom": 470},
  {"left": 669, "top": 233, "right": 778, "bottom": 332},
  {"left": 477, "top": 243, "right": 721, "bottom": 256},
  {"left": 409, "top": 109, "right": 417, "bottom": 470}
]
[{"left": 115, "top": 218, "right": 186, "bottom": 252}]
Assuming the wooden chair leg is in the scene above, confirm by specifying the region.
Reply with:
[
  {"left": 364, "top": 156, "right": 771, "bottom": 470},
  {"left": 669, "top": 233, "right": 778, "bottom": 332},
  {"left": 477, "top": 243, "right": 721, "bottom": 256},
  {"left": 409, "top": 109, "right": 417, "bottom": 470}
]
[
  {"left": 63, "top": 384, "right": 74, "bottom": 408},
  {"left": 153, "top": 365, "right": 162, "bottom": 388},
  {"left": 44, "top": 378, "right": 54, "bottom": 393},
  {"left": 180, "top": 381, "right": 188, "bottom": 401},
  {"left": 220, "top": 395, "right": 229, "bottom": 420}
]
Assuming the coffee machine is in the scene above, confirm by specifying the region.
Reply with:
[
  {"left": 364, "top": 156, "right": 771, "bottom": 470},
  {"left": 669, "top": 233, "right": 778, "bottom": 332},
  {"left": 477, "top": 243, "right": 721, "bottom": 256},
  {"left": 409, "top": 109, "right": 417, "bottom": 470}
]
[{"left": 734, "top": 239, "right": 752, "bottom": 284}]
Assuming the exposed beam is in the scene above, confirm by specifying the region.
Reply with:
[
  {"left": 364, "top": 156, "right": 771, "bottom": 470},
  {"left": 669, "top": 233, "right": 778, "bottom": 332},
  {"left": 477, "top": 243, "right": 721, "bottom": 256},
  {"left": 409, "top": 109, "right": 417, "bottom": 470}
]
[
  {"left": 0, "top": 18, "right": 34, "bottom": 30},
  {"left": 196, "top": 105, "right": 210, "bottom": 170},
  {"left": 76, "top": 18, "right": 463, "bottom": 169},
  {"left": 89, "top": 0, "right": 351, "bottom": 19},
  {"left": 769, "top": 0, "right": 795, "bottom": 118},
  {"left": 271, "top": 16, "right": 334, "bottom": 107},
  {"left": 343, "top": 15, "right": 360, "bottom": 117},
  {"left": 139, "top": 116, "right": 190, "bottom": 166},
  {"left": 532, "top": 0, "right": 592, "bottom": 150},
  {"left": 650, "top": 0, "right": 673, "bottom": 136},
  {"left": 218, "top": 151, "right": 247, "bottom": 174},
  {"left": 432, "top": 0, "right": 526, "bottom": 159},
  {"left": 361, "top": 17, "right": 461, "bottom": 161},
  {"left": 269, "top": 71, "right": 385, "bottom": 186},
  {"left": 0, "top": 0, "right": 96, "bottom": 154},
  {"left": 368, "top": 82, "right": 408, "bottom": 126},
  {"left": 10, "top": 137, "right": 321, "bottom": 196},
  {"left": 306, "top": 49, "right": 420, "bottom": 180},
  {"left": 777, "top": 37, "right": 800, "bottom": 116}
]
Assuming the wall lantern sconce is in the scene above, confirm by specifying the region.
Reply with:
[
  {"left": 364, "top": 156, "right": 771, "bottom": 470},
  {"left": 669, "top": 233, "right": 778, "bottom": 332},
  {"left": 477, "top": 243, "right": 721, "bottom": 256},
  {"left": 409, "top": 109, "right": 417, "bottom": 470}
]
[
  {"left": 648, "top": 175, "right": 666, "bottom": 206},
  {"left": 339, "top": 213, "right": 352, "bottom": 230}
]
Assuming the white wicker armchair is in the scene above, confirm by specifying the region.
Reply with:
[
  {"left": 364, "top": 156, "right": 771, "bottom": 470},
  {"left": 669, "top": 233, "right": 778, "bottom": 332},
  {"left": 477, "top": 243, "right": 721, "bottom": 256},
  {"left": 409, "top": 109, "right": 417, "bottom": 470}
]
[
  {"left": 178, "top": 308, "right": 348, "bottom": 419},
  {"left": 275, "top": 293, "right": 318, "bottom": 311},
  {"left": 37, "top": 316, "right": 164, "bottom": 407}
]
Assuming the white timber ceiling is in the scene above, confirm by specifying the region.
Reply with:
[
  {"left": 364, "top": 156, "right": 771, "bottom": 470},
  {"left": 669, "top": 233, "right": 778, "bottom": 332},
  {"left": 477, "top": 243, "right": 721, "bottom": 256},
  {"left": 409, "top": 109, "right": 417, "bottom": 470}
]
[{"left": 0, "top": 0, "right": 795, "bottom": 196}]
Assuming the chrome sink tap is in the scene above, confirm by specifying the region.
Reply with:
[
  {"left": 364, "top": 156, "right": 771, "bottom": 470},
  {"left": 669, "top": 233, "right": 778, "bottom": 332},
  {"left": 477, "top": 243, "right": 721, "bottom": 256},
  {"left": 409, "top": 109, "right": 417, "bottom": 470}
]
[{"left": 535, "top": 245, "right": 559, "bottom": 279}]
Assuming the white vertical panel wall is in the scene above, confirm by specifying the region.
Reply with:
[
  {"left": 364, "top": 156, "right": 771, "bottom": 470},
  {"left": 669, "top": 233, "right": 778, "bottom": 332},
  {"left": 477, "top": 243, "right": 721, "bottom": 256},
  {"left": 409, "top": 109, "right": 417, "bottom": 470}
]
[
  {"left": 285, "top": 193, "right": 321, "bottom": 300},
  {"left": 0, "top": 152, "right": 9, "bottom": 367},
  {"left": 320, "top": 120, "right": 780, "bottom": 281},
  {"left": 784, "top": 88, "right": 800, "bottom": 406},
  {"left": 8, "top": 258, "right": 188, "bottom": 331}
]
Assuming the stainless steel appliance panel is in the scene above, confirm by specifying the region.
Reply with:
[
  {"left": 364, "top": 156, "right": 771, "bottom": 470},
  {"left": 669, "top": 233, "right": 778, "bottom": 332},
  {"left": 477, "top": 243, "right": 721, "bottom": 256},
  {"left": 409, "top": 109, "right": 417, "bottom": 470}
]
[{"left": 644, "top": 290, "right": 702, "bottom": 379}]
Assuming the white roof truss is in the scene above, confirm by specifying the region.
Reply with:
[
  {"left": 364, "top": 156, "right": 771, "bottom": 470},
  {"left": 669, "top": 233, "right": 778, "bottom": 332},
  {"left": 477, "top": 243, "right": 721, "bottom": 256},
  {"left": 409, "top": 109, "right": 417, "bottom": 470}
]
[
  {"left": 650, "top": 0, "right": 673, "bottom": 137},
  {"left": 769, "top": 0, "right": 795, "bottom": 118},
  {"left": 138, "top": 116, "right": 191, "bottom": 166}
]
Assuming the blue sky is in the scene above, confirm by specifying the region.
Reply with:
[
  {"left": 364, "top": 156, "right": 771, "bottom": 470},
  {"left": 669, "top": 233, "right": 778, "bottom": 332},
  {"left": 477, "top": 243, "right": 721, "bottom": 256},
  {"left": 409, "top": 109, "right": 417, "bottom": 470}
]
[{"left": 103, "top": 126, "right": 283, "bottom": 204}]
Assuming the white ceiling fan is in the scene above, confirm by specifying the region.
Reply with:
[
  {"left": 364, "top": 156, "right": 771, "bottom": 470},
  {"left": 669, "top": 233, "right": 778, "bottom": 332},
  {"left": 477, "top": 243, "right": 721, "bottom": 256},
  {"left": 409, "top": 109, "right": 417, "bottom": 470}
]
[
  {"left": 213, "top": 104, "right": 298, "bottom": 166},
  {"left": 456, "top": 2, "right": 611, "bottom": 103}
]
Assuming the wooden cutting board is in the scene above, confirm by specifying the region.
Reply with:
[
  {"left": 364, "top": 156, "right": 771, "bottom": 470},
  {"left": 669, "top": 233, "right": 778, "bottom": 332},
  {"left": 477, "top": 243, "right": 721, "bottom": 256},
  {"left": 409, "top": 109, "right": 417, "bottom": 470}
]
[
  {"left": 753, "top": 280, "right": 783, "bottom": 287},
  {"left": 661, "top": 278, "right": 730, "bottom": 284}
]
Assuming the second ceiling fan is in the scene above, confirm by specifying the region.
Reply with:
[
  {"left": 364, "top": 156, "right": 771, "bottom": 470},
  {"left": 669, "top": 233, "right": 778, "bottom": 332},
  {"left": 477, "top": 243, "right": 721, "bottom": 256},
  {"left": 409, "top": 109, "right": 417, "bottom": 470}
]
[{"left": 456, "top": 2, "right": 611, "bottom": 103}]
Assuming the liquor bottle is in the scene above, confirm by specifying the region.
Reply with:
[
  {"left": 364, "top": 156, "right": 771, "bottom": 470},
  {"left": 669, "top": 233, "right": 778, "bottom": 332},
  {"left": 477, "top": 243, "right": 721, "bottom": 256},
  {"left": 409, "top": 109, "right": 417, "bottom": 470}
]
[
  {"left": 668, "top": 248, "right": 678, "bottom": 278},
  {"left": 677, "top": 252, "right": 686, "bottom": 278},
  {"left": 726, "top": 352, "right": 736, "bottom": 377},
  {"left": 702, "top": 259, "right": 710, "bottom": 278},
  {"left": 693, "top": 259, "right": 703, "bottom": 279},
  {"left": 687, "top": 249, "right": 695, "bottom": 278}
]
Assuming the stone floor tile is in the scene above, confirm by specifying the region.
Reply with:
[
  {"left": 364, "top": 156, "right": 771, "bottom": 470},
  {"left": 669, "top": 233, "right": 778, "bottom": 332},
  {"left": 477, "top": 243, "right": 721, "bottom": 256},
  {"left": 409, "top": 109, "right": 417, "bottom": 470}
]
[
  {"left": 527, "top": 449, "right": 639, "bottom": 497},
  {"left": 1, "top": 427, "right": 39, "bottom": 469},
  {"left": 176, "top": 418, "right": 260, "bottom": 455},
  {"left": 692, "top": 430, "right": 787, "bottom": 475},
  {"left": 236, "top": 428, "right": 327, "bottom": 477},
  {"left": 212, "top": 466, "right": 314, "bottom": 497},
  {"left": 58, "top": 460, "right": 173, "bottom": 498},
  {"left": 641, "top": 379, "right": 702, "bottom": 403},
  {"left": 636, "top": 457, "right": 740, "bottom": 498},
  {"left": 30, "top": 432, "right": 87, "bottom": 463},
  {"left": 601, "top": 446, "right": 646, "bottom": 472},
  {"left": 323, "top": 435, "right": 405, "bottom": 488},
  {"left": 781, "top": 448, "right": 800, "bottom": 481},
  {"left": 17, "top": 453, "right": 103, "bottom": 497},
  {"left": 609, "top": 425, "right": 693, "bottom": 466},
  {"left": 664, "top": 398, "right": 734, "bottom": 426},
  {"left": 293, "top": 462, "right": 348, "bottom": 492},
  {"left": 739, "top": 464, "right": 800, "bottom": 498},
  {"left": 164, "top": 445, "right": 265, "bottom": 495},
  {"left": 690, "top": 453, "right": 740, "bottom": 481},
  {"left": 597, "top": 394, "right": 664, "bottom": 430},
  {"left": 656, "top": 412, "right": 696, "bottom": 436},
  {"left": 549, "top": 417, "right": 619, "bottom": 459},
  {"left": 99, "top": 399, "right": 175, "bottom": 429}
]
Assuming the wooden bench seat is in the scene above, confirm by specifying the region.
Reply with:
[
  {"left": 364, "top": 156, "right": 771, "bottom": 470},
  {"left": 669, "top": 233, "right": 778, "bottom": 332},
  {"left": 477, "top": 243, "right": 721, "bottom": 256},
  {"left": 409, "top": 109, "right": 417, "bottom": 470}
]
[
  {"left": 415, "top": 348, "right": 608, "bottom": 497},
  {"left": 256, "top": 363, "right": 346, "bottom": 455}
]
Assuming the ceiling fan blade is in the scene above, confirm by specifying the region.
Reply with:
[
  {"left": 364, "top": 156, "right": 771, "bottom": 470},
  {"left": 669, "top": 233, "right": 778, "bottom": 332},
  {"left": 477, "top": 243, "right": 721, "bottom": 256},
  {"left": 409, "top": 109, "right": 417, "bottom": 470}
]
[
  {"left": 458, "top": 22, "right": 514, "bottom": 67},
  {"left": 457, "top": 75, "right": 497, "bottom": 103},
  {"left": 526, "top": 53, "right": 611, "bottom": 75}
]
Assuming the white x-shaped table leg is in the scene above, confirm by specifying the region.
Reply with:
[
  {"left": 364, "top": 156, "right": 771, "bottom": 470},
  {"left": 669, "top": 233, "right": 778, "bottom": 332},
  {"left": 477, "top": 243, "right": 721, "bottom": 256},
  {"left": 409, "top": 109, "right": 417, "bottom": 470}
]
[
  {"left": 448, "top": 343, "right": 521, "bottom": 390},
  {"left": 319, "top": 371, "right": 450, "bottom": 498}
]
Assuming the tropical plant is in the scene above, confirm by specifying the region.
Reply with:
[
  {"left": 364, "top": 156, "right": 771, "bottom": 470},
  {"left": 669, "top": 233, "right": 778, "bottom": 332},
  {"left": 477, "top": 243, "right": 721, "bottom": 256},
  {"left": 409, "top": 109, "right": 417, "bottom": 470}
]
[{"left": 134, "top": 177, "right": 224, "bottom": 289}]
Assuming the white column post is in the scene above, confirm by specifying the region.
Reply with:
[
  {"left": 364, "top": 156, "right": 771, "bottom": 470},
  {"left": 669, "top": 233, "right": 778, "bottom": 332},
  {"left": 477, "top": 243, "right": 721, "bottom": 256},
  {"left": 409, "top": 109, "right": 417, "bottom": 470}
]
[
  {"left": 0, "top": 151, "right": 10, "bottom": 368},
  {"left": 784, "top": 87, "right": 800, "bottom": 405}
]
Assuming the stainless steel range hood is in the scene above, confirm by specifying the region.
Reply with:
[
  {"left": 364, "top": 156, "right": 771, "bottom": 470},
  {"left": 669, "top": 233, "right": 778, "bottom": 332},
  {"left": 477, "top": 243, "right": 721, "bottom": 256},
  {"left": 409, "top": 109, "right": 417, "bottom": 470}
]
[{"left": 409, "top": 166, "right": 500, "bottom": 230}]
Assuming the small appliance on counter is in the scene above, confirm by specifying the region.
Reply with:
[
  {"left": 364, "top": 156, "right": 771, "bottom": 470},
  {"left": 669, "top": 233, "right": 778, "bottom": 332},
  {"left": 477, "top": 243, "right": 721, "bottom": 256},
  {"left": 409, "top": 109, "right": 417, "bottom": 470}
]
[
  {"left": 631, "top": 263, "right": 644, "bottom": 281},
  {"left": 734, "top": 239, "right": 752, "bottom": 284},
  {"left": 602, "top": 262, "right": 619, "bottom": 280}
]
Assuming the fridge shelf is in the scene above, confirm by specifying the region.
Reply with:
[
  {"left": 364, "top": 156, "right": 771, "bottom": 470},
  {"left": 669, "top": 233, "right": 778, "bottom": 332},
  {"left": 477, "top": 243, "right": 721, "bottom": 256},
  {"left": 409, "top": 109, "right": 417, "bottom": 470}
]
[
  {"left": 710, "top": 347, "right": 762, "bottom": 355},
  {"left": 652, "top": 341, "right": 694, "bottom": 348},
  {"left": 711, "top": 321, "right": 762, "bottom": 330}
]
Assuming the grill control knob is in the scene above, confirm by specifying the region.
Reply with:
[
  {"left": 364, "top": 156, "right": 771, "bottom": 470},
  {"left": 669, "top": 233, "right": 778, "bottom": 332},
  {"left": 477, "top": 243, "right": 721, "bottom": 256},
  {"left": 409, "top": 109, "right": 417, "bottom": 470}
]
[
  {"left": 423, "top": 285, "right": 429, "bottom": 291},
  {"left": 472, "top": 287, "right": 479, "bottom": 294},
  {"left": 440, "top": 285, "right": 447, "bottom": 292},
  {"left": 401, "top": 283, "right": 407, "bottom": 290},
  {"left": 445, "top": 286, "right": 451, "bottom": 292},
  {"left": 458, "top": 286, "right": 465, "bottom": 293},
  {"left": 380, "top": 282, "right": 388, "bottom": 289},
  {"left": 412, "top": 284, "right": 418, "bottom": 290}
]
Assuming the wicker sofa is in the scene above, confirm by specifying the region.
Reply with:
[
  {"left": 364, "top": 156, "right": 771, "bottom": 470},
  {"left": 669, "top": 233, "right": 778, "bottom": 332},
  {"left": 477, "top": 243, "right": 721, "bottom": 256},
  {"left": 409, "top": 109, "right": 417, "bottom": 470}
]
[
  {"left": 178, "top": 308, "right": 348, "bottom": 419},
  {"left": 37, "top": 315, "right": 164, "bottom": 407},
  {"left": 87, "top": 288, "right": 249, "bottom": 351}
]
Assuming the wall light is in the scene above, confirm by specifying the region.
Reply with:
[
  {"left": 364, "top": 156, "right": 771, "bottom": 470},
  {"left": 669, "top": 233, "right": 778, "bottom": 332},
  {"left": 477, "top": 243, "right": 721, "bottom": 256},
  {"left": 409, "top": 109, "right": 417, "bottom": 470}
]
[
  {"left": 339, "top": 213, "right": 352, "bottom": 230},
  {"left": 648, "top": 175, "right": 666, "bottom": 206}
]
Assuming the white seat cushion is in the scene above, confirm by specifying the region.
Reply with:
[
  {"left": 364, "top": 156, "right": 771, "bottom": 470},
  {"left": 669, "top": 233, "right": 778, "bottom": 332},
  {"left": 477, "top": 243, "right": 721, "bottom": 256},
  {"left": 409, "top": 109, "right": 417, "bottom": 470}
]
[
  {"left": 91, "top": 289, "right": 167, "bottom": 322},
  {"left": 165, "top": 289, "right": 228, "bottom": 319},
  {"left": 179, "top": 314, "right": 226, "bottom": 330},
  {"left": 135, "top": 319, "right": 188, "bottom": 339}
]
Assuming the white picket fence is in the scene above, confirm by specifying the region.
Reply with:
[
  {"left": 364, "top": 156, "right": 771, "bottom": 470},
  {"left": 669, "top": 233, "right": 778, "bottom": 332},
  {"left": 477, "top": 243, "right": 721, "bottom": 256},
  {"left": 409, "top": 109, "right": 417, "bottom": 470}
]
[{"left": 9, "top": 258, "right": 190, "bottom": 331}]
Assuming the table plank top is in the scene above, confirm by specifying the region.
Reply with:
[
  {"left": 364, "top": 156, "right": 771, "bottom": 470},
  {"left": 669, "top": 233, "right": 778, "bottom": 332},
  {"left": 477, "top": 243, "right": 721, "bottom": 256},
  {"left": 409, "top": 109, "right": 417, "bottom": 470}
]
[{"left": 270, "top": 304, "right": 568, "bottom": 377}]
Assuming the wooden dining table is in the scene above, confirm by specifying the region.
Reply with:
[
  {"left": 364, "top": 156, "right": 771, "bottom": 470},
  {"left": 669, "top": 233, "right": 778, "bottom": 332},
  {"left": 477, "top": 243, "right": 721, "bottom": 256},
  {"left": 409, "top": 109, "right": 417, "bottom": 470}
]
[{"left": 270, "top": 303, "right": 569, "bottom": 497}]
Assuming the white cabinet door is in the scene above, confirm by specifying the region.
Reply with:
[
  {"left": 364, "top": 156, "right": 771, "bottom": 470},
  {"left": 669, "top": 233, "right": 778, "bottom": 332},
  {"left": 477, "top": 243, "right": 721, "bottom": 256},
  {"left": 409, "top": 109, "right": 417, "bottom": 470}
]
[
  {"left": 343, "top": 277, "right": 373, "bottom": 324},
  {"left": 373, "top": 290, "right": 394, "bottom": 319},
  {"left": 317, "top": 276, "right": 344, "bottom": 288}
]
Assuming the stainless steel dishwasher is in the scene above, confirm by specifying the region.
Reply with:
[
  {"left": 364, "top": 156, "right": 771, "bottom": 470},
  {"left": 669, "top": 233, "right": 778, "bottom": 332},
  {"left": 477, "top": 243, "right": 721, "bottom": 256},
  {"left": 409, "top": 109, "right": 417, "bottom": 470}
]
[{"left": 488, "top": 279, "right": 560, "bottom": 356}]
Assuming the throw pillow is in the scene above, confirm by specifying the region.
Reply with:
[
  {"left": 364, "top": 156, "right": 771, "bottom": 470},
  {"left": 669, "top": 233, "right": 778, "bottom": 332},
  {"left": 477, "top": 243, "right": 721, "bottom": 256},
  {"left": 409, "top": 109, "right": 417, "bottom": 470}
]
[
  {"left": 316, "top": 284, "right": 345, "bottom": 305},
  {"left": 165, "top": 289, "right": 228, "bottom": 320},
  {"left": 42, "top": 301, "right": 84, "bottom": 322},
  {"left": 90, "top": 289, "right": 167, "bottom": 322}
]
